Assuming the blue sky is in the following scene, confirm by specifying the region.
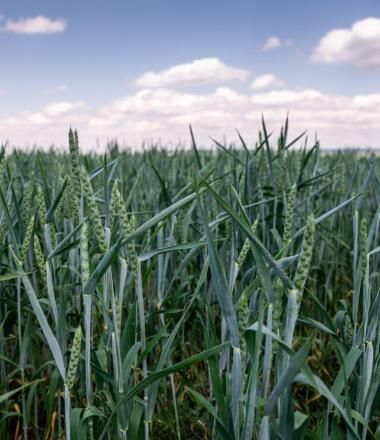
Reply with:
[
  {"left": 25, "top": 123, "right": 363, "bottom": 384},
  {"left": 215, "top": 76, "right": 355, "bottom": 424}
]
[{"left": 1, "top": 0, "right": 380, "bottom": 149}]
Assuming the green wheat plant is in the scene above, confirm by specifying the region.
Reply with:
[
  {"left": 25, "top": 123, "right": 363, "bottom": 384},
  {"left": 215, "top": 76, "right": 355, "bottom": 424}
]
[{"left": 0, "top": 120, "right": 379, "bottom": 440}]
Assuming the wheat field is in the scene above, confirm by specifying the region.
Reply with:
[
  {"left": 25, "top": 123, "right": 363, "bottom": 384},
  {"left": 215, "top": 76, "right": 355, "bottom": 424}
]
[{"left": 0, "top": 120, "right": 379, "bottom": 439}]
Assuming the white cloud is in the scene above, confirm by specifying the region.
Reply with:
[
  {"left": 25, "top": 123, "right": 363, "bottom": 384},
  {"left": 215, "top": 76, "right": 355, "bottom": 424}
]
[
  {"left": 135, "top": 58, "right": 250, "bottom": 88},
  {"left": 251, "top": 89, "right": 326, "bottom": 106},
  {"left": 3, "top": 15, "right": 66, "bottom": 34},
  {"left": 2, "top": 87, "right": 380, "bottom": 150},
  {"left": 24, "top": 101, "right": 86, "bottom": 129},
  {"left": 311, "top": 17, "right": 380, "bottom": 69},
  {"left": 352, "top": 94, "right": 380, "bottom": 109},
  {"left": 251, "top": 74, "right": 285, "bottom": 90},
  {"left": 263, "top": 36, "right": 281, "bottom": 50},
  {"left": 27, "top": 112, "right": 50, "bottom": 125},
  {"left": 43, "top": 101, "right": 85, "bottom": 117},
  {"left": 262, "top": 36, "right": 292, "bottom": 51}
]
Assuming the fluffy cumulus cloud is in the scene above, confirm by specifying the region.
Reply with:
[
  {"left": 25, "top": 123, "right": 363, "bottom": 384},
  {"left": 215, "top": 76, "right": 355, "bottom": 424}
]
[
  {"left": 251, "top": 74, "right": 285, "bottom": 90},
  {"left": 262, "top": 36, "right": 292, "bottom": 51},
  {"left": 352, "top": 94, "right": 380, "bottom": 109},
  {"left": 43, "top": 101, "right": 85, "bottom": 117},
  {"left": 24, "top": 101, "right": 85, "bottom": 128},
  {"left": 262, "top": 36, "right": 281, "bottom": 50},
  {"left": 311, "top": 17, "right": 380, "bottom": 69},
  {"left": 2, "top": 16, "right": 66, "bottom": 34},
  {"left": 135, "top": 58, "right": 250, "bottom": 88},
  {"left": 251, "top": 89, "right": 326, "bottom": 106},
  {"left": 2, "top": 59, "right": 380, "bottom": 150},
  {"left": 2, "top": 88, "right": 380, "bottom": 151}
]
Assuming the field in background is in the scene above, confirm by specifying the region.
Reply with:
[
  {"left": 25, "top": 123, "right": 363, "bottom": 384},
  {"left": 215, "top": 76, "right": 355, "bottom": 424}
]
[{"left": 0, "top": 121, "right": 380, "bottom": 439}]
